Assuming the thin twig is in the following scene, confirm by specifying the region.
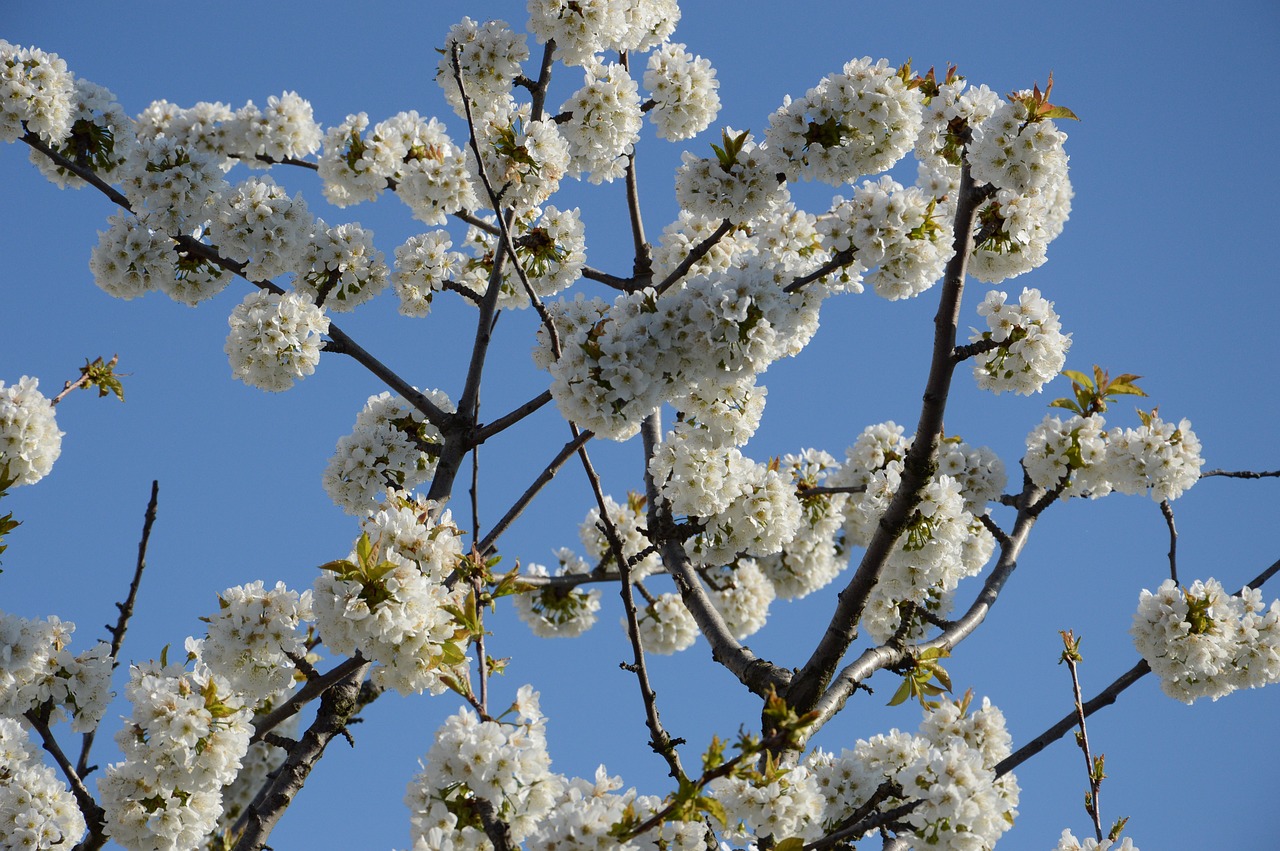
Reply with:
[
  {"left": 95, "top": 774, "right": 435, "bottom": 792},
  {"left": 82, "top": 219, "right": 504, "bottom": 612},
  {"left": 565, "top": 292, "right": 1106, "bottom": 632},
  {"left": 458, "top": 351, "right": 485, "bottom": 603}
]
[
  {"left": 951, "top": 337, "right": 1006, "bottom": 363},
  {"left": 782, "top": 248, "right": 856, "bottom": 294},
  {"left": 478, "top": 429, "right": 593, "bottom": 556},
  {"left": 78, "top": 479, "right": 160, "bottom": 777},
  {"left": 473, "top": 390, "right": 554, "bottom": 444},
  {"left": 1060, "top": 631, "right": 1104, "bottom": 842},
  {"left": 26, "top": 708, "right": 107, "bottom": 846},
  {"left": 1201, "top": 469, "right": 1280, "bottom": 479},
  {"left": 1159, "top": 499, "right": 1178, "bottom": 585}
]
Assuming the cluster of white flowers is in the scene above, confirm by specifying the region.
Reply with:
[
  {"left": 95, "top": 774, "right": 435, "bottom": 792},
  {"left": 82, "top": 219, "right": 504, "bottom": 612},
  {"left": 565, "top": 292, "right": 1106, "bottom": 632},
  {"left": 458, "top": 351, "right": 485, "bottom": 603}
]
[
  {"left": 971, "top": 287, "right": 1071, "bottom": 394},
  {"left": 818, "top": 176, "right": 953, "bottom": 300},
  {"left": 526, "top": 0, "right": 678, "bottom": 67},
  {"left": 312, "top": 507, "right": 468, "bottom": 695},
  {"left": 968, "top": 182, "right": 1074, "bottom": 283},
  {"left": 393, "top": 230, "right": 464, "bottom": 317},
  {"left": 98, "top": 661, "right": 252, "bottom": 851},
  {"left": 703, "top": 558, "right": 777, "bottom": 639},
  {"left": 635, "top": 592, "right": 698, "bottom": 655},
  {"left": 438, "top": 17, "right": 528, "bottom": 119},
  {"left": 757, "top": 450, "right": 850, "bottom": 600},
  {"left": 0, "top": 611, "right": 111, "bottom": 731},
  {"left": 560, "top": 61, "right": 642, "bottom": 183},
  {"left": 0, "top": 376, "right": 63, "bottom": 486},
  {"left": 0, "top": 41, "right": 74, "bottom": 144},
  {"left": 970, "top": 99, "right": 1069, "bottom": 196},
  {"left": 89, "top": 213, "right": 231, "bottom": 305},
  {"left": 914, "top": 79, "right": 1000, "bottom": 170},
  {"left": 316, "top": 113, "right": 391, "bottom": 206},
  {"left": 457, "top": 205, "right": 587, "bottom": 309},
  {"left": 514, "top": 549, "right": 602, "bottom": 638},
  {"left": 383, "top": 112, "right": 479, "bottom": 226},
  {"left": 294, "top": 219, "right": 389, "bottom": 311},
  {"left": 196, "top": 581, "right": 312, "bottom": 706},
  {"left": 540, "top": 261, "right": 820, "bottom": 442},
  {"left": 119, "top": 135, "right": 228, "bottom": 234},
  {"left": 644, "top": 42, "right": 720, "bottom": 141},
  {"left": 134, "top": 99, "right": 236, "bottom": 165},
  {"left": 650, "top": 211, "right": 757, "bottom": 281},
  {"left": 1103, "top": 414, "right": 1203, "bottom": 501},
  {"left": 764, "top": 57, "right": 923, "bottom": 185},
  {"left": 1024, "top": 412, "right": 1202, "bottom": 502},
  {"left": 321, "top": 390, "right": 453, "bottom": 514},
  {"left": 829, "top": 422, "right": 1002, "bottom": 641},
  {"left": 808, "top": 694, "right": 1019, "bottom": 850},
  {"left": 1052, "top": 830, "right": 1139, "bottom": 851},
  {"left": 405, "top": 686, "right": 561, "bottom": 847},
  {"left": 31, "top": 78, "right": 137, "bottom": 188},
  {"left": 0, "top": 717, "right": 86, "bottom": 850},
  {"left": 470, "top": 103, "right": 570, "bottom": 213},
  {"left": 712, "top": 761, "right": 825, "bottom": 845},
  {"left": 207, "top": 175, "right": 312, "bottom": 282},
  {"left": 1132, "top": 577, "right": 1280, "bottom": 703},
  {"left": 224, "top": 289, "right": 329, "bottom": 392},
  {"left": 579, "top": 492, "right": 663, "bottom": 579},
  {"left": 675, "top": 130, "right": 788, "bottom": 224},
  {"left": 230, "top": 90, "right": 322, "bottom": 164}
]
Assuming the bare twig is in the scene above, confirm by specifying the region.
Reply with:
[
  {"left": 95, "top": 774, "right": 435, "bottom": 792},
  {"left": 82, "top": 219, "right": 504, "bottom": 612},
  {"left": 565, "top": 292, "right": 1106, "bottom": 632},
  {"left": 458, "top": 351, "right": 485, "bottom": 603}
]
[
  {"left": 1060, "top": 631, "right": 1105, "bottom": 842},
  {"left": 474, "top": 390, "right": 554, "bottom": 444},
  {"left": 1159, "top": 499, "right": 1178, "bottom": 585},
  {"left": 782, "top": 248, "right": 856, "bottom": 294},
  {"left": 478, "top": 429, "right": 593, "bottom": 556},
  {"left": 653, "top": 219, "right": 733, "bottom": 295},
  {"left": 1201, "top": 469, "right": 1280, "bottom": 479},
  {"left": 78, "top": 479, "right": 160, "bottom": 777}
]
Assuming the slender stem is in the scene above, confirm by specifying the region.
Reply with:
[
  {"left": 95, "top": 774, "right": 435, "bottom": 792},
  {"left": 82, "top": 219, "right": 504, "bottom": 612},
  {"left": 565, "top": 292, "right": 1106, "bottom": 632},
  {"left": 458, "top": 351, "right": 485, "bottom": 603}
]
[
  {"left": 782, "top": 249, "right": 855, "bottom": 294},
  {"left": 26, "top": 708, "right": 106, "bottom": 846},
  {"left": 77, "top": 480, "right": 159, "bottom": 778},
  {"left": 474, "top": 390, "right": 553, "bottom": 444},
  {"left": 1201, "top": 469, "right": 1280, "bottom": 479},
  {"left": 1060, "top": 634, "right": 1105, "bottom": 842},
  {"left": 653, "top": 219, "right": 733, "bottom": 294},
  {"left": 478, "top": 429, "right": 593, "bottom": 556},
  {"left": 1159, "top": 499, "right": 1178, "bottom": 585}
]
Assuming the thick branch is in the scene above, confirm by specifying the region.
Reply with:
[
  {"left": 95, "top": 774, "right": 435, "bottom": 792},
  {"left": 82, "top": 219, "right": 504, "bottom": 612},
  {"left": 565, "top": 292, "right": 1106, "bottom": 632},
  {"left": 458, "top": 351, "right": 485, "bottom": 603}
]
[
  {"left": 232, "top": 662, "right": 370, "bottom": 851},
  {"left": 787, "top": 167, "right": 988, "bottom": 714}
]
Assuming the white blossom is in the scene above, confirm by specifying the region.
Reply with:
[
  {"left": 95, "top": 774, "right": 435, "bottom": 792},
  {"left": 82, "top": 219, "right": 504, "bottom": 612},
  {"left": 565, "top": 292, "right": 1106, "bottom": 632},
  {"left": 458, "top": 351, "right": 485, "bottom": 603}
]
[{"left": 224, "top": 290, "right": 329, "bottom": 392}]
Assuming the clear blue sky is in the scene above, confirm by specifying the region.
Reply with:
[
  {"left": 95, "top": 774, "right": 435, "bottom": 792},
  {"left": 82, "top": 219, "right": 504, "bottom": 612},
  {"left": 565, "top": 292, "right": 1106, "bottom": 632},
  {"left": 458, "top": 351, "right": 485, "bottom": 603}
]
[{"left": 3, "top": 2, "right": 1278, "bottom": 848}]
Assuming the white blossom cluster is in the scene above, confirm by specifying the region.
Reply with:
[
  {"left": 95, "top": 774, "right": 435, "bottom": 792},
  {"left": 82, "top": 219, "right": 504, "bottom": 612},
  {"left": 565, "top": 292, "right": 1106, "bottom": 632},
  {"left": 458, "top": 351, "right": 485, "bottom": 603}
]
[
  {"left": 0, "top": 717, "right": 85, "bottom": 850},
  {"left": 0, "top": 611, "right": 111, "bottom": 731},
  {"left": 316, "top": 113, "right": 391, "bottom": 206},
  {"left": 1023, "top": 412, "right": 1203, "bottom": 501},
  {"left": 970, "top": 287, "right": 1071, "bottom": 395},
  {"left": 764, "top": 57, "right": 923, "bottom": 185},
  {"left": 970, "top": 99, "right": 1069, "bottom": 196},
  {"left": 1052, "top": 831, "right": 1138, "bottom": 851},
  {"left": 578, "top": 493, "right": 663, "bottom": 579},
  {"left": 526, "top": 0, "right": 679, "bottom": 67},
  {"left": 294, "top": 219, "right": 389, "bottom": 311},
  {"left": 312, "top": 508, "right": 468, "bottom": 695},
  {"left": 538, "top": 261, "right": 820, "bottom": 442},
  {"left": 560, "top": 61, "right": 643, "bottom": 184},
  {"left": 675, "top": 130, "right": 788, "bottom": 225},
  {"left": 469, "top": 103, "right": 571, "bottom": 213},
  {"left": 31, "top": 78, "right": 137, "bottom": 188},
  {"left": 321, "top": 390, "right": 454, "bottom": 514},
  {"left": 437, "top": 17, "right": 529, "bottom": 119},
  {"left": 829, "top": 422, "right": 1003, "bottom": 641},
  {"left": 968, "top": 182, "right": 1074, "bottom": 283},
  {"left": 756, "top": 450, "right": 850, "bottom": 601},
  {"left": 230, "top": 90, "right": 322, "bottom": 165},
  {"left": 914, "top": 79, "right": 1000, "bottom": 170},
  {"left": 404, "top": 686, "right": 561, "bottom": 847},
  {"left": 703, "top": 558, "right": 777, "bottom": 639},
  {"left": 1132, "top": 577, "right": 1280, "bottom": 703},
  {"left": 89, "top": 213, "right": 231, "bottom": 305},
  {"left": 635, "top": 593, "right": 698, "bottom": 655},
  {"left": 513, "top": 549, "right": 602, "bottom": 638},
  {"left": 0, "top": 376, "right": 63, "bottom": 486},
  {"left": 119, "top": 135, "right": 228, "bottom": 234},
  {"left": 393, "top": 230, "right": 465, "bottom": 317},
  {"left": 818, "top": 176, "right": 953, "bottom": 300},
  {"left": 98, "top": 661, "right": 253, "bottom": 851},
  {"left": 224, "top": 289, "right": 329, "bottom": 392},
  {"left": 197, "top": 580, "right": 313, "bottom": 706},
  {"left": 385, "top": 112, "right": 479, "bottom": 226},
  {"left": 0, "top": 41, "right": 74, "bottom": 144},
  {"left": 644, "top": 42, "right": 720, "bottom": 141},
  {"left": 207, "top": 176, "right": 312, "bottom": 282},
  {"left": 457, "top": 205, "right": 586, "bottom": 309},
  {"left": 807, "top": 694, "right": 1019, "bottom": 850},
  {"left": 711, "top": 762, "right": 825, "bottom": 845}
]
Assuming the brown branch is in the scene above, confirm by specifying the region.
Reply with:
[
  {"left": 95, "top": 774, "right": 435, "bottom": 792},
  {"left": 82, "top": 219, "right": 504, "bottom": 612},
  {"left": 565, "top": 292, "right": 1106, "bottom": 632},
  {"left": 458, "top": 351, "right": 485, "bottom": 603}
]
[
  {"left": 782, "top": 248, "right": 856, "bottom": 294},
  {"left": 77, "top": 480, "right": 159, "bottom": 778},
  {"left": 25, "top": 707, "right": 106, "bottom": 848},
  {"left": 473, "top": 390, "right": 554, "bottom": 444},
  {"left": 250, "top": 656, "right": 368, "bottom": 743},
  {"left": 1201, "top": 469, "right": 1280, "bottom": 479},
  {"left": 478, "top": 429, "right": 593, "bottom": 557},
  {"left": 951, "top": 336, "right": 1006, "bottom": 363},
  {"left": 995, "top": 556, "right": 1280, "bottom": 778},
  {"left": 1060, "top": 631, "right": 1104, "bottom": 842},
  {"left": 1159, "top": 499, "right": 1178, "bottom": 585},
  {"left": 653, "top": 219, "right": 733, "bottom": 295},
  {"left": 640, "top": 415, "right": 791, "bottom": 698},
  {"left": 582, "top": 265, "right": 635, "bottom": 291},
  {"left": 232, "top": 662, "right": 370, "bottom": 851},
  {"left": 787, "top": 167, "right": 989, "bottom": 715}
]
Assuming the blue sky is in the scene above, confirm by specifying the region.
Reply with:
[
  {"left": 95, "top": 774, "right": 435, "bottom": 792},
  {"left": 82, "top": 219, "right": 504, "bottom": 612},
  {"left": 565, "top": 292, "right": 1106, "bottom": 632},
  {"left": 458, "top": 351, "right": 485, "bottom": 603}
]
[{"left": 2, "top": 1, "right": 1279, "bottom": 848}]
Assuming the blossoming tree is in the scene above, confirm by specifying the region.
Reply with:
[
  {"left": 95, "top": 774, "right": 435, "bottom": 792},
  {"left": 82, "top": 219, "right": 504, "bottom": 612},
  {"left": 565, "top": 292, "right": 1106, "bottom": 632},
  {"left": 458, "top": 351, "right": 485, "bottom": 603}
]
[{"left": 2, "top": 3, "right": 1278, "bottom": 850}]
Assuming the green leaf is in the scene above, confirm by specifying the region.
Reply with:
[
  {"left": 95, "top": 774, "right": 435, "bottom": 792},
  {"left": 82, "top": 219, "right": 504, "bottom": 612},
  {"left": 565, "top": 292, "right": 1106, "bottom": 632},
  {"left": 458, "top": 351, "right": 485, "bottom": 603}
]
[
  {"left": 1040, "top": 105, "right": 1079, "bottom": 121},
  {"left": 887, "top": 676, "right": 915, "bottom": 707},
  {"left": 774, "top": 839, "right": 806, "bottom": 851},
  {"left": 1061, "top": 369, "right": 1094, "bottom": 389}
]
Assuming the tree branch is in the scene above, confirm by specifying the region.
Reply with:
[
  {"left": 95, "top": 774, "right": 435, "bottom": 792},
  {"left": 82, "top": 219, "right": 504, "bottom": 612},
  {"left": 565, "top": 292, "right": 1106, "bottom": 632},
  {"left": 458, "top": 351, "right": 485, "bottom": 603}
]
[
  {"left": 1160, "top": 499, "right": 1178, "bottom": 585},
  {"left": 477, "top": 428, "right": 593, "bottom": 557},
  {"left": 653, "top": 219, "right": 733, "bottom": 295},
  {"left": 1201, "top": 469, "right": 1280, "bottom": 479},
  {"left": 25, "top": 707, "right": 106, "bottom": 849},
  {"left": 787, "top": 166, "right": 989, "bottom": 715}
]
